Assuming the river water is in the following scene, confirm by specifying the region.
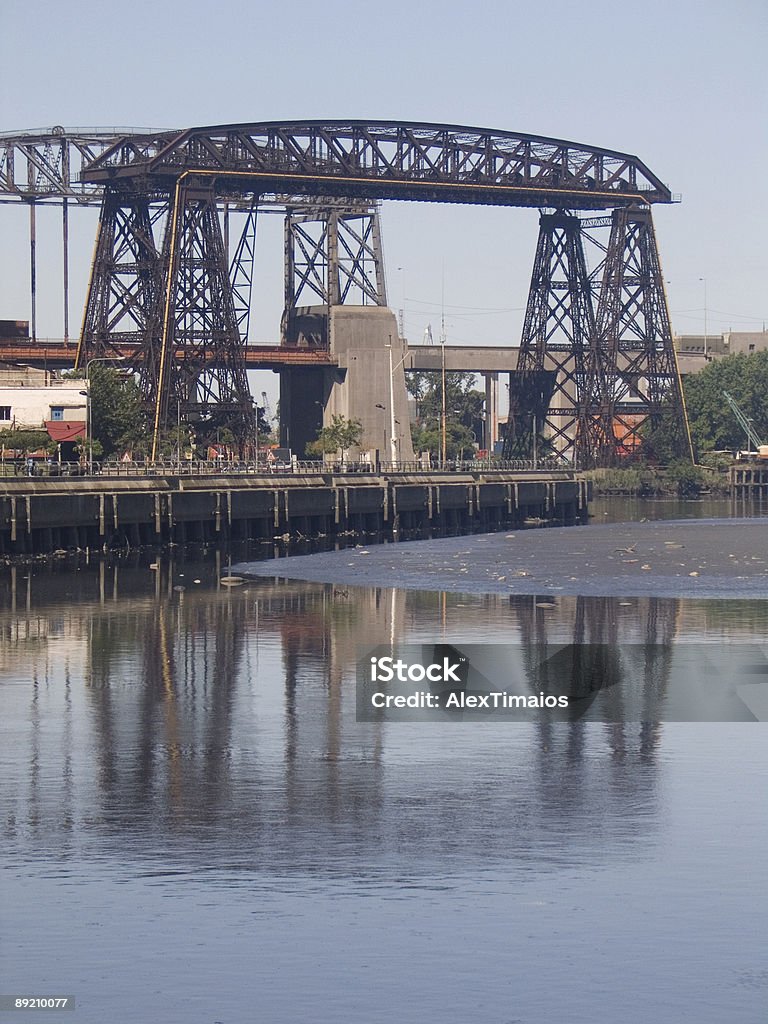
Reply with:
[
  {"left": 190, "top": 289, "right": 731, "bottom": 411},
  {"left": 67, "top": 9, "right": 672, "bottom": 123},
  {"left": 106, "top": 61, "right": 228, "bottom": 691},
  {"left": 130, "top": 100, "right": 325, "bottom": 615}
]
[{"left": 1, "top": 498, "right": 767, "bottom": 1023}]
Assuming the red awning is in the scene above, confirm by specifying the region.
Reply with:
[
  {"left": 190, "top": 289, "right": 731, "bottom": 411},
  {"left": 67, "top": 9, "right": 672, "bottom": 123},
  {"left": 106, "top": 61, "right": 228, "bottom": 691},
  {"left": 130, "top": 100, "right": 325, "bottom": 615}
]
[{"left": 45, "top": 420, "right": 86, "bottom": 442}]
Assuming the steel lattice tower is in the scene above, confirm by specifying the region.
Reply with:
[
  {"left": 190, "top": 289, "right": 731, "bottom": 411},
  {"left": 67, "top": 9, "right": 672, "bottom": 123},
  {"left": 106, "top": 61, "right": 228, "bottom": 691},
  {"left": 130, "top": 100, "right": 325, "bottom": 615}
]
[
  {"left": 504, "top": 211, "right": 601, "bottom": 463},
  {"left": 282, "top": 204, "right": 387, "bottom": 347},
  {"left": 78, "top": 187, "right": 164, "bottom": 364},
  {"left": 593, "top": 206, "right": 692, "bottom": 463},
  {"left": 151, "top": 179, "right": 256, "bottom": 457}
]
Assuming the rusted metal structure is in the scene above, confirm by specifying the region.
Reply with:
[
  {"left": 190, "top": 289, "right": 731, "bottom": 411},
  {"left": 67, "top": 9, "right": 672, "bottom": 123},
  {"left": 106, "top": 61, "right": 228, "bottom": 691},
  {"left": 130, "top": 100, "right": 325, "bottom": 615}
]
[{"left": 1, "top": 121, "right": 692, "bottom": 464}]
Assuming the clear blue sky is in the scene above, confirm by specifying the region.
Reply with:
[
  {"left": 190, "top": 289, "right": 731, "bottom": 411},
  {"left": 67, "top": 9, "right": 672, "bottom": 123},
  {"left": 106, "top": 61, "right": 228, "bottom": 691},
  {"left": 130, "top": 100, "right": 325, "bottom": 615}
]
[{"left": 1, "top": 0, "right": 766, "bottom": 357}]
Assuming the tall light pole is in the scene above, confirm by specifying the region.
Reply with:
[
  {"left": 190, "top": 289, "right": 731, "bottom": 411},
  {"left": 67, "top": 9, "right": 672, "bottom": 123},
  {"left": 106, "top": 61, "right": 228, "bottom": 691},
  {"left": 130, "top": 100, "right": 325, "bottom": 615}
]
[
  {"left": 375, "top": 403, "right": 386, "bottom": 467},
  {"left": 440, "top": 333, "right": 447, "bottom": 468},
  {"left": 699, "top": 277, "right": 708, "bottom": 359}
]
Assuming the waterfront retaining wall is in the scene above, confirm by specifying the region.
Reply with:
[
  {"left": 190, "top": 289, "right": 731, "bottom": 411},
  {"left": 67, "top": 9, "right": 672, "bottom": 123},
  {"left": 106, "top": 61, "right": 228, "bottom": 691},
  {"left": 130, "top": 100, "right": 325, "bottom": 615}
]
[{"left": 0, "top": 471, "right": 590, "bottom": 554}]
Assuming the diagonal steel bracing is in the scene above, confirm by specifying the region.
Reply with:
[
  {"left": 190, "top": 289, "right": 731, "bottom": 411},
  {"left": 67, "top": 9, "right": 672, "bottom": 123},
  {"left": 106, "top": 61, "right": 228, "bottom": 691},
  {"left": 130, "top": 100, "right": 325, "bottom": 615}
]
[
  {"left": 151, "top": 179, "right": 255, "bottom": 458},
  {"left": 281, "top": 204, "right": 387, "bottom": 346},
  {"left": 77, "top": 187, "right": 165, "bottom": 366},
  {"left": 592, "top": 206, "right": 692, "bottom": 463},
  {"left": 504, "top": 211, "right": 601, "bottom": 463}
]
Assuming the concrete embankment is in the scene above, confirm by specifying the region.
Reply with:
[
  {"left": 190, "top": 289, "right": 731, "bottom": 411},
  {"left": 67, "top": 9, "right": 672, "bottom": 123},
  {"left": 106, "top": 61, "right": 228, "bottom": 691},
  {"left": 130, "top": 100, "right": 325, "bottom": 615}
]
[{"left": 0, "top": 470, "right": 589, "bottom": 554}]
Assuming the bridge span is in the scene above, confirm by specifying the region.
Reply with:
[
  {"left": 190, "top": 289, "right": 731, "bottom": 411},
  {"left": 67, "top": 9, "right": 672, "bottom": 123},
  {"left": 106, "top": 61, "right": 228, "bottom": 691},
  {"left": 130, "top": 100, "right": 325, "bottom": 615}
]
[{"left": 0, "top": 120, "right": 690, "bottom": 466}]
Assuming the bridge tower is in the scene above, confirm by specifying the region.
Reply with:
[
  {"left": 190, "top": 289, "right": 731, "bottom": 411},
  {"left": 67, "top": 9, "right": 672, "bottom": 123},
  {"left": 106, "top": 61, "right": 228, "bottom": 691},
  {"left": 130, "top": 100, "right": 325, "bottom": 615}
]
[
  {"left": 279, "top": 203, "right": 413, "bottom": 462},
  {"left": 504, "top": 211, "right": 601, "bottom": 464},
  {"left": 78, "top": 179, "right": 257, "bottom": 458},
  {"left": 78, "top": 186, "right": 164, "bottom": 365},
  {"left": 592, "top": 206, "right": 692, "bottom": 463},
  {"left": 508, "top": 206, "right": 691, "bottom": 467}
]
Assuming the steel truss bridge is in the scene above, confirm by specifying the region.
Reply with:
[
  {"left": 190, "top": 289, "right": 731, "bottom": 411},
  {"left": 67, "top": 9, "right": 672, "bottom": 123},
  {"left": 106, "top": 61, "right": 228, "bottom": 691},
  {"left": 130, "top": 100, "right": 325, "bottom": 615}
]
[{"left": 0, "top": 121, "right": 692, "bottom": 464}]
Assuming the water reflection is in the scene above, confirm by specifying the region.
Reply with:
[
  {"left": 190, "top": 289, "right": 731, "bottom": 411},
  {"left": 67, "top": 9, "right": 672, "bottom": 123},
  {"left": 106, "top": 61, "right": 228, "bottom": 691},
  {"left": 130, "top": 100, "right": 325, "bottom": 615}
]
[{"left": 4, "top": 555, "right": 764, "bottom": 879}]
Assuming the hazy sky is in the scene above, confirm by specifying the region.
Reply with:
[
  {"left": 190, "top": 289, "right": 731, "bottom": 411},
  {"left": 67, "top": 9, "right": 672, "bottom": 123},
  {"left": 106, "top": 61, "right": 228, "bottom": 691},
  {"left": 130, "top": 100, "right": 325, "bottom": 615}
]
[{"left": 1, "top": 0, "right": 766, "bottom": 370}]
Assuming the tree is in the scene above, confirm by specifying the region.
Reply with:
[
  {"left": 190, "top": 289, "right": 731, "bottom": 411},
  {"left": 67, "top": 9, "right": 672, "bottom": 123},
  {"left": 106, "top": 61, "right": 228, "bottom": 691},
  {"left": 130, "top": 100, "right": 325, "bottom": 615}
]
[
  {"left": 407, "top": 370, "right": 485, "bottom": 459},
  {"left": 0, "top": 429, "right": 54, "bottom": 456},
  {"left": 683, "top": 351, "right": 768, "bottom": 455},
  {"left": 306, "top": 415, "right": 364, "bottom": 461},
  {"left": 66, "top": 365, "right": 145, "bottom": 458}
]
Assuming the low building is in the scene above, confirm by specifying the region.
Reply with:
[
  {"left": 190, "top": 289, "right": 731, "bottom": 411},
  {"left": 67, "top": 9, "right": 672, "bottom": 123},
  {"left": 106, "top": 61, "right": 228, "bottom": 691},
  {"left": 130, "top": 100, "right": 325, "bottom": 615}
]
[
  {"left": 0, "top": 364, "right": 86, "bottom": 454},
  {"left": 674, "top": 331, "right": 768, "bottom": 374}
]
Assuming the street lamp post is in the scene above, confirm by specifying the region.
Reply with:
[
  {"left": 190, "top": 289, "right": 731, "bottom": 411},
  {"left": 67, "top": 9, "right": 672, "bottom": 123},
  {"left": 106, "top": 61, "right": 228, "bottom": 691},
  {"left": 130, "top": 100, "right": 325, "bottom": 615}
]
[
  {"left": 374, "top": 403, "right": 386, "bottom": 468},
  {"left": 440, "top": 334, "right": 447, "bottom": 468}
]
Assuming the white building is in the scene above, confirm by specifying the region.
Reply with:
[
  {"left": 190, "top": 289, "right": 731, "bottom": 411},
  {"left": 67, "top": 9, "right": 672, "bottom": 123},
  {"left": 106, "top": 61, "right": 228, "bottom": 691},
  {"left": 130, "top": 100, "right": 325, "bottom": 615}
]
[{"left": 0, "top": 365, "right": 86, "bottom": 446}]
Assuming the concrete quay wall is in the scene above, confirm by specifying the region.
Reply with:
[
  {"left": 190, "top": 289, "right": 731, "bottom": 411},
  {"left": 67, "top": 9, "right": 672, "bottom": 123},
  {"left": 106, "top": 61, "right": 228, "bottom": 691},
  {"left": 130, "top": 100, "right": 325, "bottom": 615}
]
[{"left": 0, "top": 471, "right": 590, "bottom": 554}]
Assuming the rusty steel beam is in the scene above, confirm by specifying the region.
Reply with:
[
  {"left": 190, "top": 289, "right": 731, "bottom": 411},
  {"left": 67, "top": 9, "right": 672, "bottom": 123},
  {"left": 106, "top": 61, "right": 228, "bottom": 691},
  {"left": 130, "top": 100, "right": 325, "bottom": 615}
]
[
  {"left": 0, "top": 340, "right": 336, "bottom": 369},
  {"left": 82, "top": 120, "right": 673, "bottom": 211},
  {"left": 0, "top": 127, "right": 163, "bottom": 205}
]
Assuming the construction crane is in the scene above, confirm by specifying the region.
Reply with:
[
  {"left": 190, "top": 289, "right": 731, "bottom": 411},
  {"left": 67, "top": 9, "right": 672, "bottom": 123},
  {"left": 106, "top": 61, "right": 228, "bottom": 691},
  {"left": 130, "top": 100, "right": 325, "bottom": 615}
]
[{"left": 723, "top": 390, "right": 764, "bottom": 451}]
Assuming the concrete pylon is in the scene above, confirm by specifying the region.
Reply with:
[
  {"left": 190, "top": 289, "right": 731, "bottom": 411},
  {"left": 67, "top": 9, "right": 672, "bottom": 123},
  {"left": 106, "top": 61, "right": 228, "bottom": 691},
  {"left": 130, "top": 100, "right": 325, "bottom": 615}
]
[
  {"left": 279, "top": 306, "right": 415, "bottom": 463},
  {"left": 327, "top": 306, "right": 415, "bottom": 463}
]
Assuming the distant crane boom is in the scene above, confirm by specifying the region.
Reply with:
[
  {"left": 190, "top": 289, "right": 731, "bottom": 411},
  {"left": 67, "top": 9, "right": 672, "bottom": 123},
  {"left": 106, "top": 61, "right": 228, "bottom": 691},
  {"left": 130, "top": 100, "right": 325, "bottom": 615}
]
[{"left": 723, "top": 390, "right": 763, "bottom": 450}]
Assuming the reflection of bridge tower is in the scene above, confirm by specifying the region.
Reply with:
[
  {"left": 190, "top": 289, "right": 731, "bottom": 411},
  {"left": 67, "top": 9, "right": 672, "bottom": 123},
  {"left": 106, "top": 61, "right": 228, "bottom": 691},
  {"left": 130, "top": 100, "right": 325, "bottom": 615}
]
[
  {"left": 511, "top": 593, "right": 678, "bottom": 753},
  {"left": 84, "top": 571, "right": 249, "bottom": 822}
]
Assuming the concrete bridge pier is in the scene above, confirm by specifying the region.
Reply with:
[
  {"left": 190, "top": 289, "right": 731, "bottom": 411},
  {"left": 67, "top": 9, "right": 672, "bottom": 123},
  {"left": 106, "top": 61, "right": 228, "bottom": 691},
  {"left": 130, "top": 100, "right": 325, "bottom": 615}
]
[{"left": 280, "top": 306, "right": 415, "bottom": 462}]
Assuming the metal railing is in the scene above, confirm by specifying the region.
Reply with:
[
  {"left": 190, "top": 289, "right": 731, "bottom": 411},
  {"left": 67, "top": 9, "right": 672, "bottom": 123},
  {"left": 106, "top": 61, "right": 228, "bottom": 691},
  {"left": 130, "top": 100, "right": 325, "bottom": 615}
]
[{"left": 2, "top": 456, "right": 569, "bottom": 479}]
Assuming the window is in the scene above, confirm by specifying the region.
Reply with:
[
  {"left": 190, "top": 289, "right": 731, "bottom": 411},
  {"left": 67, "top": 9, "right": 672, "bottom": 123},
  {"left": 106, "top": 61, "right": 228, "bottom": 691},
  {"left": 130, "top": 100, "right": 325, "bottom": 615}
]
[
  {"left": 749, "top": 344, "right": 755, "bottom": 352},
  {"left": 0, "top": 406, "right": 10, "bottom": 420},
  {"left": 51, "top": 406, "right": 64, "bottom": 421}
]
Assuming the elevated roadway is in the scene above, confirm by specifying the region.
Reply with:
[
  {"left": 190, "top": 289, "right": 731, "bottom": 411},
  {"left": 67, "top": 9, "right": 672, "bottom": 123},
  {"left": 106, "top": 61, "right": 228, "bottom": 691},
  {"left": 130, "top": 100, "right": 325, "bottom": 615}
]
[{"left": 0, "top": 338, "right": 519, "bottom": 373}]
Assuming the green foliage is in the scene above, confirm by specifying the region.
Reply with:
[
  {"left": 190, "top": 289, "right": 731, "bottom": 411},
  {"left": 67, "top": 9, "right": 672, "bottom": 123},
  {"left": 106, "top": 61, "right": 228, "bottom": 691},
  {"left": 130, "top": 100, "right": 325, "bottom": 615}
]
[
  {"left": 306, "top": 415, "right": 364, "bottom": 459},
  {"left": 407, "top": 371, "right": 484, "bottom": 459},
  {"left": 586, "top": 467, "right": 660, "bottom": 496},
  {"left": 665, "top": 459, "right": 707, "bottom": 497},
  {"left": 66, "top": 365, "right": 145, "bottom": 458},
  {"left": 683, "top": 351, "right": 768, "bottom": 455},
  {"left": 586, "top": 463, "right": 724, "bottom": 497},
  {"left": 640, "top": 408, "right": 691, "bottom": 465},
  {"left": 0, "top": 429, "right": 54, "bottom": 455}
]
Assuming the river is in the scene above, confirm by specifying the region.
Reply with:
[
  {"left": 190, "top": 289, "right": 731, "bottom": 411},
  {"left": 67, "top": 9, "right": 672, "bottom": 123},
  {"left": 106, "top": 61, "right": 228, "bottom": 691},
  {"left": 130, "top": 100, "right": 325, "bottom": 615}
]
[{"left": 1, "top": 498, "right": 766, "bottom": 1023}]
